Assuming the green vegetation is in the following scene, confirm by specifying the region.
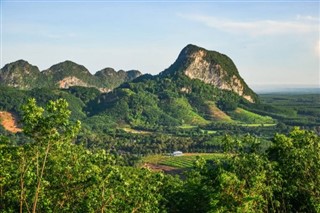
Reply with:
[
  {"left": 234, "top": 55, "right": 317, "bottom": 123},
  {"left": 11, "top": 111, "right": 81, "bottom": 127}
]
[
  {"left": 0, "top": 86, "right": 87, "bottom": 121},
  {"left": 95, "top": 68, "right": 141, "bottom": 89},
  {"left": 143, "top": 153, "right": 225, "bottom": 169},
  {"left": 191, "top": 128, "right": 320, "bottom": 212},
  {"left": 86, "top": 73, "right": 263, "bottom": 129},
  {"left": 42, "top": 60, "right": 104, "bottom": 88},
  {"left": 0, "top": 60, "right": 142, "bottom": 90},
  {"left": 0, "top": 99, "right": 179, "bottom": 212},
  {"left": 0, "top": 60, "right": 42, "bottom": 89},
  {"left": 161, "top": 97, "right": 209, "bottom": 125},
  {"left": 203, "top": 101, "right": 233, "bottom": 121},
  {"left": 228, "top": 107, "right": 275, "bottom": 124},
  {"left": 242, "top": 93, "right": 320, "bottom": 127},
  {"left": 160, "top": 44, "right": 258, "bottom": 102},
  {"left": 66, "top": 86, "right": 101, "bottom": 104},
  {"left": 1, "top": 98, "right": 319, "bottom": 212},
  {"left": 1, "top": 49, "right": 319, "bottom": 212}
]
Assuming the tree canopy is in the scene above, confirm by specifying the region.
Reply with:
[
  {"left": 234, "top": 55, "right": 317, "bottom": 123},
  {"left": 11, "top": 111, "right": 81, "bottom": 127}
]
[{"left": 1, "top": 98, "right": 319, "bottom": 212}]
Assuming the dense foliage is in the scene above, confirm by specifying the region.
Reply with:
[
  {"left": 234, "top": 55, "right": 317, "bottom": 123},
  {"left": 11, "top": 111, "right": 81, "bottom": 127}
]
[
  {"left": 86, "top": 73, "right": 263, "bottom": 129},
  {"left": 186, "top": 128, "right": 320, "bottom": 212},
  {"left": 0, "top": 99, "right": 179, "bottom": 212},
  {"left": 1, "top": 44, "right": 319, "bottom": 212},
  {"left": 1, "top": 99, "right": 319, "bottom": 212}
]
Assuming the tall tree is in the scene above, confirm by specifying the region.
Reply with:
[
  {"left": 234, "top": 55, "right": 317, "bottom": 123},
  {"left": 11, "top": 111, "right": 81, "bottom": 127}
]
[{"left": 21, "top": 98, "right": 81, "bottom": 213}]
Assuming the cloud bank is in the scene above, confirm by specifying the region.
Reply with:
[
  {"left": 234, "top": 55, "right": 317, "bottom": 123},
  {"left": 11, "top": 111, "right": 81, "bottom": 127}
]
[{"left": 180, "top": 14, "right": 319, "bottom": 36}]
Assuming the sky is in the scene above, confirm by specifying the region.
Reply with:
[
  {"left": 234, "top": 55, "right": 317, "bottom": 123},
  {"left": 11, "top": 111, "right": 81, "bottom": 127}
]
[{"left": 1, "top": 0, "right": 319, "bottom": 88}]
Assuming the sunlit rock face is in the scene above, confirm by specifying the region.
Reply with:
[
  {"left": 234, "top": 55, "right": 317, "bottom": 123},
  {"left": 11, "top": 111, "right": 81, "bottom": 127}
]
[
  {"left": 162, "top": 44, "right": 256, "bottom": 103},
  {"left": 184, "top": 49, "right": 254, "bottom": 102}
]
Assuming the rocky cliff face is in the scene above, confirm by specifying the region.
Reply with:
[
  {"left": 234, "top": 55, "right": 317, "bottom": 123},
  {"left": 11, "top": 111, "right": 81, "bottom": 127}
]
[
  {"left": 161, "top": 44, "right": 257, "bottom": 102},
  {"left": 58, "top": 76, "right": 89, "bottom": 88},
  {"left": 183, "top": 49, "right": 254, "bottom": 102}
]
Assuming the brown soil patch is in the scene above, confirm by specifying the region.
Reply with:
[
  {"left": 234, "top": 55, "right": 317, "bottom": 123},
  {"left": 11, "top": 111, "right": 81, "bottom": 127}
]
[
  {"left": 142, "top": 163, "right": 186, "bottom": 177},
  {"left": 0, "top": 111, "right": 22, "bottom": 133}
]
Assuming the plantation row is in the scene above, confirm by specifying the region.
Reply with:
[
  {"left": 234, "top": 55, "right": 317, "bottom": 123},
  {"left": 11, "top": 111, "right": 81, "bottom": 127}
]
[{"left": 143, "top": 153, "right": 232, "bottom": 169}]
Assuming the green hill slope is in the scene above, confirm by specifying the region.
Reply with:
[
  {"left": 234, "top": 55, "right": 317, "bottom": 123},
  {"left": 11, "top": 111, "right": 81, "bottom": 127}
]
[{"left": 228, "top": 107, "right": 275, "bottom": 124}]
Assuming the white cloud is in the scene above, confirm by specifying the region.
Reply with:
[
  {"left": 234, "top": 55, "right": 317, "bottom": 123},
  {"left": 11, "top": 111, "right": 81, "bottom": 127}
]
[
  {"left": 296, "top": 14, "right": 320, "bottom": 22},
  {"left": 180, "top": 14, "right": 319, "bottom": 36}
]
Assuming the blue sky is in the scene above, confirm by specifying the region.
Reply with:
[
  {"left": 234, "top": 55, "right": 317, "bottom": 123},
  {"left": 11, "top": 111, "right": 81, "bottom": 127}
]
[{"left": 1, "top": 0, "right": 319, "bottom": 87}]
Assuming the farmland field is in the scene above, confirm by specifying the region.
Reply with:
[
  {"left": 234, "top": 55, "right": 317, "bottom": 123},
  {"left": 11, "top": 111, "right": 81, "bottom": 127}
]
[{"left": 141, "top": 153, "right": 225, "bottom": 169}]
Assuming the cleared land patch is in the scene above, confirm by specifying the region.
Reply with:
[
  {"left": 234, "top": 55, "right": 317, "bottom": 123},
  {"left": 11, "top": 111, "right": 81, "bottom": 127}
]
[
  {"left": 205, "top": 101, "right": 233, "bottom": 122},
  {"left": 0, "top": 111, "right": 22, "bottom": 133},
  {"left": 122, "top": 127, "right": 152, "bottom": 134},
  {"left": 142, "top": 153, "right": 224, "bottom": 170}
]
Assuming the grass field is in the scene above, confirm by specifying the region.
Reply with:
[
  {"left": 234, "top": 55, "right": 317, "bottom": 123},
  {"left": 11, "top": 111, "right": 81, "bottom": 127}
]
[
  {"left": 229, "top": 108, "right": 275, "bottom": 124},
  {"left": 178, "top": 125, "right": 217, "bottom": 134},
  {"left": 142, "top": 153, "right": 225, "bottom": 169},
  {"left": 162, "top": 97, "right": 209, "bottom": 126},
  {"left": 178, "top": 125, "right": 197, "bottom": 129}
]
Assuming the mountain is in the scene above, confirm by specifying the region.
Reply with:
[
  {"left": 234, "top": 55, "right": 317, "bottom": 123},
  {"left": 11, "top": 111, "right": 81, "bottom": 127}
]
[
  {"left": 0, "top": 45, "right": 283, "bottom": 131},
  {"left": 0, "top": 45, "right": 254, "bottom": 101},
  {"left": 0, "top": 60, "right": 42, "bottom": 89},
  {"left": 42, "top": 60, "right": 103, "bottom": 89},
  {"left": 0, "top": 60, "right": 141, "bottom": 91},
  {"left": 94, "top": 68, "right": 142, "bottom": 90},
  {"left": 86, "top": 44, "right": 261, "bottom": 128},
  {"left": 161, "top": 44, "right": 257, "bottom": 103}
]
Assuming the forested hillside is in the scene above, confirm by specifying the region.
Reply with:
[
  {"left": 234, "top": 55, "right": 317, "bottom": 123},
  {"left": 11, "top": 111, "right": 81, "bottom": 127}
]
[
  {"left": 1, "top": 44, "right": 319, "bottom": 212},
  {"left": 1, "top": 99, "right": 319, "bottom": 212}
]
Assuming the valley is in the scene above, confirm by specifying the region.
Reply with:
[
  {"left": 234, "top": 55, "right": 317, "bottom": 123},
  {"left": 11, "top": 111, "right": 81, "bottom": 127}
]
[
  {"left": 0, "top": 44, "right": 319, "bottom": 212},
  {"left": 0, "top": 45, "right": 319, "bottom": 163}
]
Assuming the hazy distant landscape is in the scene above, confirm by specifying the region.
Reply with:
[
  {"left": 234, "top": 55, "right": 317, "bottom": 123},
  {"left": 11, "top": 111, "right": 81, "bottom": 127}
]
[
  {"left": 253, "top": 85, "right": 320, "bottom": 94},
  {"left": 1, "top": 1, "right": 319, "bottom": 212}
]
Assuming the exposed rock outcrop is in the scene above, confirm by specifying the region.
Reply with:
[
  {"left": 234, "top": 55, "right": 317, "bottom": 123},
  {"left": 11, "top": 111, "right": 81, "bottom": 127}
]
[
  {"left": 161, "top": 44, "right": 257, "bottom": 102},
  {"left": 58, "top": 76, "right": 89, "bottom": 88}
]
